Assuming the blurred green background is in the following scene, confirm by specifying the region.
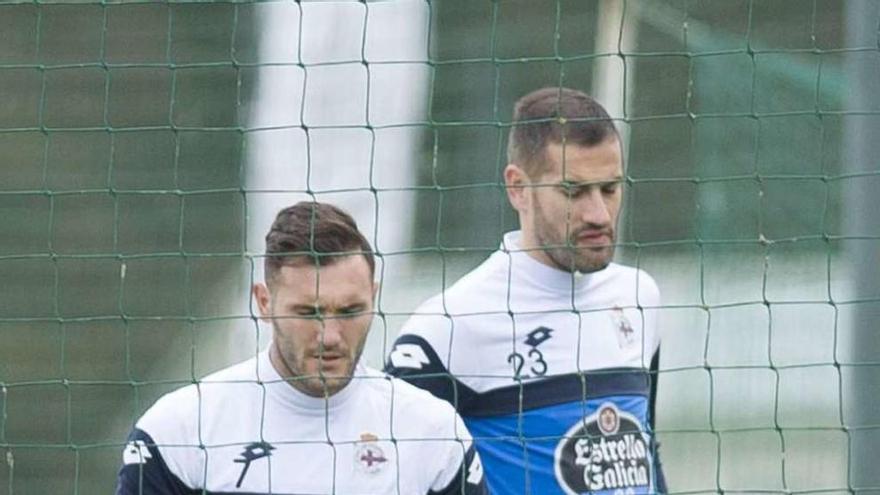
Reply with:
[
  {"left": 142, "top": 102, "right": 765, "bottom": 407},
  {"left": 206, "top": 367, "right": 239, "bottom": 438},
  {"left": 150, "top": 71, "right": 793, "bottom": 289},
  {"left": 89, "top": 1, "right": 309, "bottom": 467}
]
[{"left": 1, "top": 1, "right": 878, "bottom": 494}]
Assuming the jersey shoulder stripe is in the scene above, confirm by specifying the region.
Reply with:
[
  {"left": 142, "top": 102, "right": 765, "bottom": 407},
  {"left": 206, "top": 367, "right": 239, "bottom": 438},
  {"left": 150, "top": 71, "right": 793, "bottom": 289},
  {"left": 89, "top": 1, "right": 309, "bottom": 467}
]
[
  {"left": 386, "top": 334, "right": 653, "bottom": 416},
  {"left": 116, "top": 428, "right": 198, "bottom": 495},
  {"left": 385, "top": 333, "right": 480, "bottom": 412}
]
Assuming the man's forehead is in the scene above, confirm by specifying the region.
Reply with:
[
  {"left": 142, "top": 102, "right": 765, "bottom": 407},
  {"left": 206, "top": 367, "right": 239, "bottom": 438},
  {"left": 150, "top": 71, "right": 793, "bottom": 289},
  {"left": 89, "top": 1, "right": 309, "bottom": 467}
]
[
  {"left": 275, "top": 254, "right": 371, "bottom": 276},
  {"left": 543, "top": 140, "right": 623, "bottom": 181},
  {"left": 272, "top": 257, "right": 373, "bottom": 294}
]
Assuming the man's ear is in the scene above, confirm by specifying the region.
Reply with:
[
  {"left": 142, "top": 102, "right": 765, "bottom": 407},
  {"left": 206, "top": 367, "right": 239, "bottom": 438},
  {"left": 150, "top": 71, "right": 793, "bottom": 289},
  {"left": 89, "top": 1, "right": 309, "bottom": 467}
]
[
  {"left": 504, "top": 163, "right": 530, "bottom": 212},
  {"left": 252, "top": 283, "right": 272, "bottom": 321}
]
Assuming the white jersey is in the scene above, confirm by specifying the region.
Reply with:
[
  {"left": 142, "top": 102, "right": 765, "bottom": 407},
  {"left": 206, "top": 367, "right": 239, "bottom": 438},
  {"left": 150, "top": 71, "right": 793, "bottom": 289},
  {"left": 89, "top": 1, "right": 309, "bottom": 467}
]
[
  {"left": 116, "top": 349, "right": 486, "bottom": 495},
  {"left": 386, "top": 231, "right": 664, "bottom": 495}
]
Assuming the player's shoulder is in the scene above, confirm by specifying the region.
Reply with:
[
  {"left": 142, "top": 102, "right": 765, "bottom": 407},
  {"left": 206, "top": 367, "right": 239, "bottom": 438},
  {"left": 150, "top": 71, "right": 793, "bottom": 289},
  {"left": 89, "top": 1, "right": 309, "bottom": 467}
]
[
  {"left": 603, "top": 261, "right": 656, "bottom": 280},
  {"left": 362, "top": 366, "right": 452, "bottom": 406},
  {"left": 404, "top": 251, "right": 509, "bottom": 327},
  {"left": 200, "top": 354, "right": 261, "bottom": 383},
  {"left": 603, "top": 262, "right": 660, "bottom": 301},
  {"left": 135, "top": 380, "right": 200, "bottom": 442},
  {"left": 363, "top": 368, "right": 464, "bottom": 430},
  {"left": 136, "top": 356, "right": 261, "bottom": 437}
]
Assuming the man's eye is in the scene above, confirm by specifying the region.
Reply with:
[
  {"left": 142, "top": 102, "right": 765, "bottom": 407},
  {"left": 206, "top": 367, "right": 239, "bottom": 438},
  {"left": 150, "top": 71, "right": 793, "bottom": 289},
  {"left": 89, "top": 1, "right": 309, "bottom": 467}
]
[
  {"left": 560, "top": 187, "right": 587, "bottom": 198},
  {"left": 601, "top": 184, "right": 619, "bottom": 195},
  {"left": 339, "top": 307, "right": 365, "bottom": 318},
  {"left": 559, "top": 184, "right": 580, "bottom": 196},
  {"left": 295, "top": 308, "right": 320, "bottom": 317}
]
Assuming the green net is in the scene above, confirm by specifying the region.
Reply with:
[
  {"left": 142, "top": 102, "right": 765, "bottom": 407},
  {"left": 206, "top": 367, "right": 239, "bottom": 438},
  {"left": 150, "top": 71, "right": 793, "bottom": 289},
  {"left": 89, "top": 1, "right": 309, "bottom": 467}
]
[{"left": 1, "top": 0, "right": 878, "bottom": 493}]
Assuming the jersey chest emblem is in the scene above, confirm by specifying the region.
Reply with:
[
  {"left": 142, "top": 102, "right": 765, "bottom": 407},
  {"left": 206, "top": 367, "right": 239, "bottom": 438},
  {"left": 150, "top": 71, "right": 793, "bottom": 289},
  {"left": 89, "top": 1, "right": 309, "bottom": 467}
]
[
  {"left": 554, "top": 403, "right": 652, "bottom": 495},
  {"left": 609, "top": 306, "right": 637, "bottom": 349},
  {"left": 355, "top": 433, "right": 388, "bottom": 474}
]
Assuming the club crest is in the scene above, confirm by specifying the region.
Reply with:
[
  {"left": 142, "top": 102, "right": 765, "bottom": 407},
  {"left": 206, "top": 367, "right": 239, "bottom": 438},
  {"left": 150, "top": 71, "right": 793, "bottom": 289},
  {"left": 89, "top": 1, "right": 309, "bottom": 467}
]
[
  {"left": 355, "top": 433, "right": 388, "bottom": 474},
  {"left": 598, "top": 404, "right": 620, "bottom": 435},
  {"left": 610, "top": 306, "right": 636, "bottom": 348}
]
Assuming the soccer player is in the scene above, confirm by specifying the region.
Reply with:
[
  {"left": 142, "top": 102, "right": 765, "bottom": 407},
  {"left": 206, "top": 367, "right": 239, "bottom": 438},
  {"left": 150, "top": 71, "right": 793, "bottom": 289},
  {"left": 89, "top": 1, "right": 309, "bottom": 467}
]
[
  {"left": 116, "top": 202, "right": 487, "bottom": 495},
  {"left": 386, "top": 87, "right": 666, "bottom": 494}
]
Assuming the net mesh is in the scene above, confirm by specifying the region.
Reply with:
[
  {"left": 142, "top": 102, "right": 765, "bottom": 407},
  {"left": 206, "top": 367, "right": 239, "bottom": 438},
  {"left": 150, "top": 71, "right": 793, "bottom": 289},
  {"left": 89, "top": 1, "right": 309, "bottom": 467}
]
[{"left": 0, "top": 0, "right": 878, "bottom": 493}]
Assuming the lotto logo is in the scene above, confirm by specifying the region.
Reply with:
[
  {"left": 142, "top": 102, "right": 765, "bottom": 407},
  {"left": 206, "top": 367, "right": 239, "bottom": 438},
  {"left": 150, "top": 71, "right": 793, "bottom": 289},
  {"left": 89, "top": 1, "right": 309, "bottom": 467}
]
[
  {"left": 123, "top": 440, "right": 152, "bottom": 465},
  {"left": 389, "top": 343, "right": 430, "bottom": 370},
  {"left": 466, "top": 452, "right": 484, "bottom": 485}
]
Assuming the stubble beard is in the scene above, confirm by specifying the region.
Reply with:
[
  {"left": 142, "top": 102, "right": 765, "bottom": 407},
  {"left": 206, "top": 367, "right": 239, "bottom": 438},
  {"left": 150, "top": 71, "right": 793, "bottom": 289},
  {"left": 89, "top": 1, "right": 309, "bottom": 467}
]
[
  {"left": 533, "top": 204, "right": 616, "bottom": 274},
  {"left": 271, "top": 322, "right": 367, "bottom": 398},
  {"left": 541, "top": 231, "right": 615, "bottom": 273}
]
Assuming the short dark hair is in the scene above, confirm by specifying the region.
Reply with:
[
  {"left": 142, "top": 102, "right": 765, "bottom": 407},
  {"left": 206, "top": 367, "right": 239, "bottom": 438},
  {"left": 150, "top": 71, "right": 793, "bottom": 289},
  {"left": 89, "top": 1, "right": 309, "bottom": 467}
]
[
  {"left": 507, "top": 87, "right": 619, "bottom": 177},
  {"left": 263, "top": 201, "right": 375, "bottom": 284}
]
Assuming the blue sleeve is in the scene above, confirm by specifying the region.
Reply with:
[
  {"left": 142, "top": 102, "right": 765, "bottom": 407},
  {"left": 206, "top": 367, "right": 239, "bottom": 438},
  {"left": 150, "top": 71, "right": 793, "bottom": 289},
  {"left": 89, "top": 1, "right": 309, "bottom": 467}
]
[{"left": 115, "top": 428, "right": 199, "bottom": 495}]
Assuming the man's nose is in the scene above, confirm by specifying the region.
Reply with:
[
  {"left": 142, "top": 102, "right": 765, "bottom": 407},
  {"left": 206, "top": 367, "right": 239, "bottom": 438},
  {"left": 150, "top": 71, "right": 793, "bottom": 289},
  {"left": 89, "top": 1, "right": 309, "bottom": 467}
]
[
  {"left": 317, "top": 316, "right": 344, "bottom": 348},
  {"left": 575, "top": 189, "right": 612, "bottom": 227}
]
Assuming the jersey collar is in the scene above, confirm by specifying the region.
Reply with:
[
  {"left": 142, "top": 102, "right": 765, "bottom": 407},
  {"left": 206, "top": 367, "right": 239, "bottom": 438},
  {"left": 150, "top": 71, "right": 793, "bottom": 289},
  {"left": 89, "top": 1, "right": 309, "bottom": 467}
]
[{"left": 500, "top": 231, "right": 606, "bottom": 293}]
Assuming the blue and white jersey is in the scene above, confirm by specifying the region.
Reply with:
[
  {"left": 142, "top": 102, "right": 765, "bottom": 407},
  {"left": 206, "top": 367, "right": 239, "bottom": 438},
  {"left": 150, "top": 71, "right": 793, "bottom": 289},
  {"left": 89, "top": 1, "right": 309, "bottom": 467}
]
[
  {"left": 116, "top": 350, "right": 487, "bottom": 495},
  {"left": 386, "top": 231, "right": 665, "bottom": 495}
]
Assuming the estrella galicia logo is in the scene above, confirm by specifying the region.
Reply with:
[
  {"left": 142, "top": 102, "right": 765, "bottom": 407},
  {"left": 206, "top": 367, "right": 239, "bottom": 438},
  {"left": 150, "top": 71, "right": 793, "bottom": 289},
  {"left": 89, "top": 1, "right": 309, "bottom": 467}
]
[
  {"left": 554, "top": 403, "right": 652, "bottom": 495},
  {"left": 234, "top": 442, "right": 275, "bottom": 488}
]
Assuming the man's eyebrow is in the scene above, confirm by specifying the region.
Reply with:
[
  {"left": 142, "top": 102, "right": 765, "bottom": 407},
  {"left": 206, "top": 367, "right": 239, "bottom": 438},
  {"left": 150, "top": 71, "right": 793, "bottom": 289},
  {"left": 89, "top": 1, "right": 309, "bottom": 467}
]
[
  {"left": 289, "top": 303, "right": 320, "bottom": 312},
  {"left": 560, "top": 177, "right": 624, "bottom": 186},
  {"left": 339, "top": 303, "right": 369, "bottom": 313},
  {"left": 289, "top": 301, "right": 370, "bottom": 312}
]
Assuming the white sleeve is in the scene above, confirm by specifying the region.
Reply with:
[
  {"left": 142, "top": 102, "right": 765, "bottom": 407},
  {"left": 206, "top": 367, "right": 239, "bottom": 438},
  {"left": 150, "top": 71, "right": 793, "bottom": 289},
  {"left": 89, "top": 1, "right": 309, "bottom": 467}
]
[
  {"left": 637, "top": 269, "right": 662, "bottom": 355},
  {"left": 395, "top": 297, "right": 454, "bottom": 366},
  {"left": 134, "top": 385, "right": 204, "bottom": 489},
  {"left": 427, "top": 412, "right": 487, "bottom": 495}
]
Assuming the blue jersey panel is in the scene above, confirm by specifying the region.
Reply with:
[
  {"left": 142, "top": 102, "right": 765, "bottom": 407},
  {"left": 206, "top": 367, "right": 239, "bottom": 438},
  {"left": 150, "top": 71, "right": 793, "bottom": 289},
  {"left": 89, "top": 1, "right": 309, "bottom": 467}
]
[{"left": 465, "top": 396, "right": 655, "bottom": 495}]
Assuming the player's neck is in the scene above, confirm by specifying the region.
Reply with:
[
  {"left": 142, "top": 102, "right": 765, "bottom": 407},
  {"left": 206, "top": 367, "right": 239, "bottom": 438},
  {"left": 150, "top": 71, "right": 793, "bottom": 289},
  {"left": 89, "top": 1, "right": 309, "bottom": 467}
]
[
  {"left": 264, "top": 344, "right": 360, "bottom": 412},
  {"left": 268, "top": 343, "right": 337, "bottom": 399},
  {"left": 517, "top": 229, "right": 568, "bottom": 272}
]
